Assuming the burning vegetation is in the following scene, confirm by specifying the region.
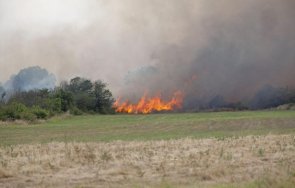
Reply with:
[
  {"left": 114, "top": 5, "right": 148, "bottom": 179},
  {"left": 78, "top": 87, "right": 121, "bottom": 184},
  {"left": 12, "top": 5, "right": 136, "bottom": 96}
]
[{"left": 114, "top": 91, "right": 183, "bottom": 114}]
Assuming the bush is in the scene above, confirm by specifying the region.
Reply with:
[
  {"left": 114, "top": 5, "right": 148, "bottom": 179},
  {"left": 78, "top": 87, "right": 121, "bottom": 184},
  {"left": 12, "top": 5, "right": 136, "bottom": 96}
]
[
  {"left": 70, "top": 106, "right": 83, "bottom": 115},
  {"left": 21, "top": 111, "right": 37, "bottom": 122},
  {"left": 0, "top": 77, "right": 116, "bottom": 122},
  {"left": 0, "top": 102, "right": 28, "bottom": 121},
  {"left": 0, "top": 103, "right": 51, "bottom": 122},
  {"left": 31, "top": 106, "right": 49, "bottom": 119},
  {"left": 0, "top": 103, "right": 46, "bottom": 122}
]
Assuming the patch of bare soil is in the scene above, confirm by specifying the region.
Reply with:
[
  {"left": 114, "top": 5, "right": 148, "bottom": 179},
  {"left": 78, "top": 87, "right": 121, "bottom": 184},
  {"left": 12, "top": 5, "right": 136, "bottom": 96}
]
[{"left": 1, "top": 135, "right": 295, "bottom": 187}]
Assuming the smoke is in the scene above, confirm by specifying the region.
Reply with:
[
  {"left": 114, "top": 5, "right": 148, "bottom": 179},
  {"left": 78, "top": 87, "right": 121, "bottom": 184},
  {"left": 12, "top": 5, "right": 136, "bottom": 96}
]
[
  {"left": 3, "top": 66, "right": 56, "bottom": 95},
  {"left": 117, "top": 0, "right": 295, "bottom": 108},
  {"left": 0, "top": 0, "right": 294, "bottom": 109}
]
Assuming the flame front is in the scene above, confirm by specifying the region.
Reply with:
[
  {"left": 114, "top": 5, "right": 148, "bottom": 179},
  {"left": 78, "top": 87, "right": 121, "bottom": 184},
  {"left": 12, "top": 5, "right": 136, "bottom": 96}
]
[{"left": 114, "top": 91, "right": 184, "bottom": 114}]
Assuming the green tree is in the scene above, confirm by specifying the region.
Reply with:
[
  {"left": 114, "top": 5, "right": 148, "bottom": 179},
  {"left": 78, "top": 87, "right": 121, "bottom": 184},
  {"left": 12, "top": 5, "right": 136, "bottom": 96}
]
[
  {"left": 68, "top": 77, "right": 93, "bottom": 93},
  {"left": 55, "top": 89, "right": 73, "bottom": 112},
  {"left": 63, "top": 77, "right": 115, "bottom": 114},
  {"left": 93, "top": 81, "right": 115, "bottom": 114}
]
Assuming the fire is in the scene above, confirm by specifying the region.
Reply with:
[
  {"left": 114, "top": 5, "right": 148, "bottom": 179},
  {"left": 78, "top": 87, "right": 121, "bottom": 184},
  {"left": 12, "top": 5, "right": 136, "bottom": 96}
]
[{"left": 114, "top": 91, "right": 184, "bottom": 114}]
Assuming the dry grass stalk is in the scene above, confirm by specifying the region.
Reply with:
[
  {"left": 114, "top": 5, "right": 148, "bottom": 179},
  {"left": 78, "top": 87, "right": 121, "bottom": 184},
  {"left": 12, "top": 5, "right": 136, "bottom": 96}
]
[{"left": 0, "top": 135, "right": 295, "bottom": 187}]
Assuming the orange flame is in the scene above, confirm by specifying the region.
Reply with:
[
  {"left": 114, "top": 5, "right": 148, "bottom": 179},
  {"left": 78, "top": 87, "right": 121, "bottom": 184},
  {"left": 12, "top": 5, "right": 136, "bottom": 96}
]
[{"left": 114, "top": 91, "right": 184, "bottom": 114}]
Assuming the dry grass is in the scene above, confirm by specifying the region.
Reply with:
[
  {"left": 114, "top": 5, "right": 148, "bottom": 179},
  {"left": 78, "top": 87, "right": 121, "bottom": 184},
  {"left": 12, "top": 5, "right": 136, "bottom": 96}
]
[
  {"left": 1, "top": 135, "right": 295, "bottom": 188},
  {"left": 0, "top": 120, "right": 29, "bottom": 126}
]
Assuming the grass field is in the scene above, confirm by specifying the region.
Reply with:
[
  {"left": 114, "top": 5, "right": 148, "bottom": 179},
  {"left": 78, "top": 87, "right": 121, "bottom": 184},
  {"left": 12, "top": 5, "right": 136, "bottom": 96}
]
[
  {"left": 1, "top": 111, "right": 295, "bottom": 187},
  {"left": 1, "top": 110, "right": 295, "bottom": 146}
]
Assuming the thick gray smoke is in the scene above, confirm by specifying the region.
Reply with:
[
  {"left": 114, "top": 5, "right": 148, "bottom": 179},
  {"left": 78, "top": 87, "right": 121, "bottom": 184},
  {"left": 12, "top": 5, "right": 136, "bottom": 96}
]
[
  {"left": 3, "top": 66, "right": 56, "bottom": 95},
  {"left": 117, "top": 0, "right": 295, "bottom": 109},
  {"left": 0, "top": 0, "right": 294, "bottom": 109}
]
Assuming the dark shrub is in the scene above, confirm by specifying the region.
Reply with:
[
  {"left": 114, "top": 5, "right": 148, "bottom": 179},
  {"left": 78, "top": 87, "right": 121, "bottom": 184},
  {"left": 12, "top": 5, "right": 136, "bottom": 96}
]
[
  {"left": 21, "top": 111, "right": 37, "bottom": 122},
  {"left": 0, "top": 102, "right": 27, "bottom": 121},
  {"left": 31, "top": 106, "right": 49, "bottom": 119},
  {"left": 70, "top": 106, "right": 83, "bottom": 115}
]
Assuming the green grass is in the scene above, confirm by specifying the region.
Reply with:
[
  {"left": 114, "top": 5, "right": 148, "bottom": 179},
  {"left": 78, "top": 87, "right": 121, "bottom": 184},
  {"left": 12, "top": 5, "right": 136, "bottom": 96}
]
[{"left": 1, "top": 110, "right": 295, "bottom": 145}]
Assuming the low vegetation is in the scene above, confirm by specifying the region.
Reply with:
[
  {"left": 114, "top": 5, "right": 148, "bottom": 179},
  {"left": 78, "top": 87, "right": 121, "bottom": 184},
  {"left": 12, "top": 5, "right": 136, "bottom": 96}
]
[
  {"left": 1, "top": 110, "right": 294, "bottom": 187},
  {"left": 0, "top": 77, "right": 115, "bottom": 122},
  {"left": 1, "top": 75, "right": 295, "bottom": 122},
  {"left": 1, "top": 111, "right": 295, "bottom": 145},
  {"left": 1, "top": 135, "right": 295, "bottom": 187}
]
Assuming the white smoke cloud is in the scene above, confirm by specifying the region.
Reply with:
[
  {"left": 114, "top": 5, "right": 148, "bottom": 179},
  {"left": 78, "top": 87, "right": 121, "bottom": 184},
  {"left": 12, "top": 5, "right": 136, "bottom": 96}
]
[
  {"left": 0, "top": 0, "right": 294, "bottom": 103},
  {"left": 4, "top": 66, "right": 56, "bottom": 92}
]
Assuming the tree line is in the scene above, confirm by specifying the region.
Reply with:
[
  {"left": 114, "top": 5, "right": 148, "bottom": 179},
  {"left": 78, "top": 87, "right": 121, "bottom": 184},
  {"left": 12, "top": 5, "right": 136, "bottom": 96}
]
[{"left": 0, "top": 77, "right": 115, "bottom": 121}]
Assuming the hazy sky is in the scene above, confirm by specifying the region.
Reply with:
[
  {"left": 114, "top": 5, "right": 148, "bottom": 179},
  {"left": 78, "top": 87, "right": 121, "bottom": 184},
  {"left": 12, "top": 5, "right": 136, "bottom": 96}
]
[
  {"left": 0, "top": 0, "right": 131, "bottom": 87},
  {"left": 0, "top": 0, "right": 175, "bottom": 88},
  {"left": 0, "top": 0, "right": 294, "bottom": 98}
]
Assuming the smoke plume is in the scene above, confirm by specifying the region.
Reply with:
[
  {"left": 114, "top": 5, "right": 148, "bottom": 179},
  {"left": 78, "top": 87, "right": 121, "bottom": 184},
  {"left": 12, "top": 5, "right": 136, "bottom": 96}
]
[
  {"left": 0, "top": 0, "right": 294, "bottom": 109},
  {"left": 3, "top": 66, "right": 56, "bottom": 94}
]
